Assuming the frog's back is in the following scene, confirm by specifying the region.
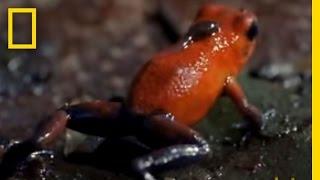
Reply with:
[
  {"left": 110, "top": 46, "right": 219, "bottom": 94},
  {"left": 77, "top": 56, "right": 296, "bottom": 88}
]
[
  {"left": 128, "top": 3, "right": 258, "bottom": 126},
  {"left": 128, "top": 44, "right": 228, "bottom": 126}
]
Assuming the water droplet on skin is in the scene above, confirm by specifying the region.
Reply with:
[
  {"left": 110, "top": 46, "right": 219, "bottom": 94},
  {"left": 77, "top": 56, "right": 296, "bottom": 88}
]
[{"left": 182, "top": 36, "right": 194, "bottom": 49}]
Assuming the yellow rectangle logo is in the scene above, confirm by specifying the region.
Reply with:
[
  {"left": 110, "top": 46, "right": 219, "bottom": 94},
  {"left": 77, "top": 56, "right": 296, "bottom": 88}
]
[{"left": 8, "top": 8, "right": 37, "bottom": 49}]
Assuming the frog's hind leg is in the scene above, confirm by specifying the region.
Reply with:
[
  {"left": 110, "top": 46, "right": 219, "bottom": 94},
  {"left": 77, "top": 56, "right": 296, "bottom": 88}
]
[
  {"left": 131, "top": 114, "right": 210, "bottom": 180},
  {"left": 34, "top": 100, "right": 131, "bottom": 145},
  {"left": 0, "top": 100, "right": 133, "bottom": 178}
]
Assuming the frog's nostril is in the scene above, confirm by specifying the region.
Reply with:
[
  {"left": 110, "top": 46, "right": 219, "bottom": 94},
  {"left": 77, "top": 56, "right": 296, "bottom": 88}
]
[{"left": 246, "top": 21, "right": 258, "bottom": 41}]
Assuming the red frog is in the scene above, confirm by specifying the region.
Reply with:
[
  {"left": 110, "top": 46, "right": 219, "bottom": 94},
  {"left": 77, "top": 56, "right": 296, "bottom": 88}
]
[{"left": 1, "top": 3, "right": 262, "bottom": 180}]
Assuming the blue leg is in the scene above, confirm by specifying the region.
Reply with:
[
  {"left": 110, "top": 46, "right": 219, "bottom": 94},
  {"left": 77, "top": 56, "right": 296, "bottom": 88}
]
[{"left": 132, "top": 114, "right": 210, "bottom": 180}]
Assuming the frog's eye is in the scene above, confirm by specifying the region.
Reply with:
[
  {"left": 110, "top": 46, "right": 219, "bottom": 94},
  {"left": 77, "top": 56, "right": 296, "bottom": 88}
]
[
  {"left": 185, "top": 21, "right": 219, "bottom": 41},
  {"left": 246, "top": 21, "right": 258, "bottom": 41}
]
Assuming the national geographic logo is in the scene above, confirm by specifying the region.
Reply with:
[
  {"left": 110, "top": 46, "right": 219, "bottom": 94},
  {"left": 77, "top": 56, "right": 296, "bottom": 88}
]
[
  {"left": 274, "top": 177, "right": 296, "bottom": 180},
  {"left": 7, "top": 8, "right": 37, "bottom": 49}
]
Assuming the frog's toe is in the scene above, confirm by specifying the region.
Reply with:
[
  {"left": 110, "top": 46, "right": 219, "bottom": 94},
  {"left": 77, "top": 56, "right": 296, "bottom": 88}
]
[
  {"left": 142, "top": 171, "right": 157, "bottom": 180},
  {"left": 0, "top": 140, "right": 38, "bottom": 178},
  {"left": 231, "top": 119, "right": 272, "bottom": 147},
  {"left": 26, "top": 150, "right": 55, "bottom": 164},
  {"left": 17, "top": 150, "right": 56, "bottom": 179}
]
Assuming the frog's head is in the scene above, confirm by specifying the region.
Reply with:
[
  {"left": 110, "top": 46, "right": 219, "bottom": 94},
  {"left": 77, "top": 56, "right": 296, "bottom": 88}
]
[{"left": 185, "top": 4, "right": 258, "bottom": 71}]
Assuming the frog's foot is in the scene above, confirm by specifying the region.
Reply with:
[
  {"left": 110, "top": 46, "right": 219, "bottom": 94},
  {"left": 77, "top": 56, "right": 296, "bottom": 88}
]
[
  {"left": 231, "top": 118, "right": 271, "bottom": 146},
  {"left": 0, "top": 140, "right": 35, "bottom": 178},
  {"left": 25, "top": 150, "right": 55, "bottom": 164},
  {"left": 132, "top": 167, "right": 156, "bottom": 180},
  {"left": 18, "top": 150, "right": 55, "bottom": 179},
  {"left": 0, "top": 140, "right": 54, "bottom": 179}
]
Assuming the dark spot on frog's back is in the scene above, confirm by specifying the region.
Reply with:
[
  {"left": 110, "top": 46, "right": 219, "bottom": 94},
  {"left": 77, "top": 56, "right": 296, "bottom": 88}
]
[{"left": 185, "top": 21, "right": 219, "bottom": 41}]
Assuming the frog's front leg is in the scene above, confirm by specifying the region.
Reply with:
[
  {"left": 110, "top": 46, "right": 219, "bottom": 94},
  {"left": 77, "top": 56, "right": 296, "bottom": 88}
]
[{"left": 224, "top": 76, "right": 263, "bottom": 131}]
